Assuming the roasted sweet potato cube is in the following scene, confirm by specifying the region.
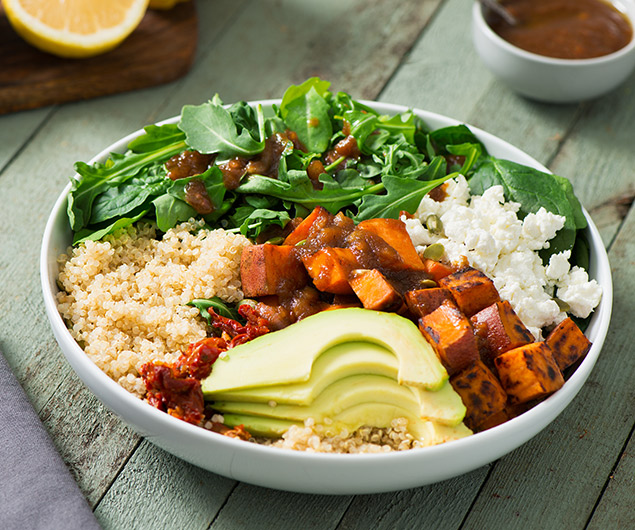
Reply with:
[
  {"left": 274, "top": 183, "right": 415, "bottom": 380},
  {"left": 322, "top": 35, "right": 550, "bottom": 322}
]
[
  {"left": 240, "top": 244, "right": 309, "bottom": 297},
  {"left": 476, "top": 409, "right": 510, "bottom": 431},
  {"left": 405, "top": 287, "right": 453, "bottom": 318},
  {"left": 283, "top": 206, "right": 331, "bottom": 246},
  {"left": 302, "top": 247, "right": 359, "bottom": 294},
  {"left": 419, "top": 300, "right": 479, "bottom": 375},
  {"left": 349, "top": 269, "right": 403, "bottom": 311},
  {"left": 422, "top": 258, "right": 455, "bottom": 282},
  {"left": 357, "top": 218, "right": 425, "bottom": 270},
  {"left": 494, "top": 342, "right": 564, "bottom": 404},
  {"left": 471, "top": 300, "right": 534, "bottom": 363},
  {"left": 546, "top": 317, "right": 592, "bottom": 371},
  {"left": 450, "top": 360, "right": 508, "bottom": 431},
  {"left": 438, "top": 267, "right": 500, "bottom": 317}
]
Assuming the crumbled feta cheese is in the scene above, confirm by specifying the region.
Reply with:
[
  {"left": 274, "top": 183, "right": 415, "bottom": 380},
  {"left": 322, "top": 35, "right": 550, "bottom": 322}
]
[
  {"left": 556, "top": 266, "right": 603, "bottom": 319},
  {"left": 404, "top": 176, "right": 601, "bottom": 339}
]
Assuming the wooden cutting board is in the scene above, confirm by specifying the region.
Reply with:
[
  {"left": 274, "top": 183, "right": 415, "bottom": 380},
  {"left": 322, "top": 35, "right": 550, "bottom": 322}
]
[{"left": 0, "top": 3, "right": 197, "bottom": 115}]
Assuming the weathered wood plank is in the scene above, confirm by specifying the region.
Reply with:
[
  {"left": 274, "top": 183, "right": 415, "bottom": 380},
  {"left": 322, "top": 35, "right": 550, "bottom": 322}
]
[
  {"left": 209, "top": 484, "right": 351, "bottom": 529},
  {"left": 157, "top": 0, "right": 443, "bottom": 120},
  {"left": 38, "top": 370, "right": 141, "bottom": 507},
  {"left": 0, "top": 106, "right": 51, "bottom": 172},
  {"left": 93, "top": 440, "right": 236, "bottom": 530},
  {"left": 337, "top": 466, "right": 489, "bottom": 530},
  {"left": 587, "top": 426, "right": 635, "bottom": 529},
  {"left": 460, "top": 206, "right": 635, "bottom": 529}
]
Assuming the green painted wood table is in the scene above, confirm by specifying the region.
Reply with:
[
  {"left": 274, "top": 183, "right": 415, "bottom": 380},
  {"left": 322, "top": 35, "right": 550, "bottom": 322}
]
[{"left": 1, "top": 1, "right": 633, "bottom": 528}]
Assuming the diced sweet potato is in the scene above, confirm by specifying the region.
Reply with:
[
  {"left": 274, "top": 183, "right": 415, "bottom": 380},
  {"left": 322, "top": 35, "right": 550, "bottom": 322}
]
[
  {"left": 349, "top": 269, "right": 403, "bottom": 311},
  {"left": 471, "top": 300, "right": 534, "bottom": 363},
  {"left": 476, "top": 409, "right": 510, "bottom": 431},
  {"left": 240, "top": 244, "right": 309, "bottom": 297},
  {"left": 283, "top": 206, "right": 331, "bottom": 246},
  {"left": 494, "top": 342, "right": 564, "bottom": 404},
  {"left": 422, "top": 258, "right": 455, "bottom": 282},
  {"left": 546, "top": 317, "right": 592, "bottom": 371},
  {"left": 405, "top": 287, "right": 453, "bottom": 318},
  {"left": 357, "top": 218, "right": 425, "bottom": 270},
  {"left": 438, "top": 267, "right": 500, "bottom": 317},
  {"left": 419, "top": 300, "right": 479, "bottom": 375},
  {"left": 302, "top": 247, "right": 359, "bottom": 294},
  {"left": 450, "top": 360, "right": 508, "bottom": 431}
]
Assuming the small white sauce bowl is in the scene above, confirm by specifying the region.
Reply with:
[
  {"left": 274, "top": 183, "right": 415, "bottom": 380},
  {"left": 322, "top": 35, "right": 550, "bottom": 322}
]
[{"left": 472, "top": 0, "right": 635, "bottom": 103}]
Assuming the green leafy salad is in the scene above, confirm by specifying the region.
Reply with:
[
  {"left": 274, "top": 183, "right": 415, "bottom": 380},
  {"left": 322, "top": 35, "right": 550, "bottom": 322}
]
[{"left": 66, "top": 77, "right": 587, "bottom": 265}]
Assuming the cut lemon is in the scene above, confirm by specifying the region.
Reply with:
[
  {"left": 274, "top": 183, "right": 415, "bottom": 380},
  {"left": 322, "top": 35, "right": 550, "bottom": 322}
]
[{"left": 2, "top": 0, "right": 150, "bottom": 58}]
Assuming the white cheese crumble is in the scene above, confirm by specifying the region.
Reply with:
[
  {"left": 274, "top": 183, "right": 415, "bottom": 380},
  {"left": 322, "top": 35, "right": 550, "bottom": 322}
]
[{"left": 404, "top": 176, "right": 602, "bottom": 339}]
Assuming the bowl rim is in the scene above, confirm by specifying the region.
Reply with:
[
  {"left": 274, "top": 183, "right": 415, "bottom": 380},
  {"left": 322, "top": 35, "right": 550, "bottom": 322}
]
[
  {"left": 40, "top": 100, "right": 613, "bottom": 489},
  {"left": 472, "top": 0, "right": 635, "bottom": 66}
]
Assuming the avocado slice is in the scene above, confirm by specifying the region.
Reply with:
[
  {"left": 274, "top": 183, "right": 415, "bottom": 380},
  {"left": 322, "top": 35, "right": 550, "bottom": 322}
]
[
  {"left": 202, "top": 307, "right": 447, "bottom": 393},
  {"left": 212, "top": 373, "right": 465, "bottom": 427},
  {"left": 222, "top": 406, "right": 472, "bottom": 443},
  {"left": 207, "top": 341, "right": 399, "bottom": 406}
]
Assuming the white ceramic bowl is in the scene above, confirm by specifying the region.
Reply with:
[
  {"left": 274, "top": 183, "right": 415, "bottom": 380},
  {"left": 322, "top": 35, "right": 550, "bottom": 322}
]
[
  {"left": 472, "top": 1, "right": 635, "bottom": 103},
  {"left": 40, "top": 101, "right": 613, "bottom": 494}
]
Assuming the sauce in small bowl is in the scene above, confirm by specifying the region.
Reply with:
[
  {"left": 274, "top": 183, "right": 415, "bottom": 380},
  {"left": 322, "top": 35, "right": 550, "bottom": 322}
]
[
  {"left": 486, "top": 0, "right": 633, "bottom": 60},
  {"left": 472, "top": 0, "right": 635, "bottom": 102}
]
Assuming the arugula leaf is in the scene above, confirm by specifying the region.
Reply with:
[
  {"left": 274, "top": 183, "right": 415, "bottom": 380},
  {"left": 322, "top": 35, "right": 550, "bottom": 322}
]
[
  {"left": 237, "top": 208, "right": 291, "bottom": 238},
  {"left": 72, "top": 210, "right": 149, "bottom": 245},
  {"left": 187, "top": 297, "right": 241, "bottom": 322},
  {"left": 179, "top": 100, "right": 265, "bottom": 158},
  {"left": 279, "top": 77, "right": 331, "bottom": 117},
  {"left": 128, "top": 124, "right": 185, "bottom": 153},
  {"left": 236, "top": 170, "right": 382, "bottom": 214},
  {"left": 355, "top": 173, "right": 454, "bottom": 222},
  {"left": 281, "top": 86, "right": 332, "bottom": 153},
  {"left": 446, "top": 142, "right": 483, "bottom": 175}
]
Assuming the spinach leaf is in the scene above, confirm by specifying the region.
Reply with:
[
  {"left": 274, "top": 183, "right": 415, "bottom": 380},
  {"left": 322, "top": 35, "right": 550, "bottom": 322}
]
[
  {"left": 468, "top": 158, "right": 578, "bottom": 255},
  {"left": 430, "top": 125, "right": 486, "bottom": 153},
  {"left": 152, "top": 194, "right": 197, "bottom": 232},
  {"left": 89, "top": 165, "right": 168, "bottom": 224},
  {"left": 179, "top": 100, "right": 265, "bottom": 158},
  {"left": 69, "top": 139, "right": 186, "bottom": 231},
  {"left": 165, "top": 165, "right": 228, "bottom": 222},
  {"left": 236, "top": 208, "right": 291, "bottom": 239}
]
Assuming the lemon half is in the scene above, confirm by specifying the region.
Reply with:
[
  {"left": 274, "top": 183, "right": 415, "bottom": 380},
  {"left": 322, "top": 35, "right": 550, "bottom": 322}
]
[{"left": 2, "top": 0, "right": 150, "bottom": 58}]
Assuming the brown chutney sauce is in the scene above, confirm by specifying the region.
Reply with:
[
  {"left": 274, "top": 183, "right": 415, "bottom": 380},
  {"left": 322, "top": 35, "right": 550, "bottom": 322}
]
[{"left": 487, "top": 0, "right": 633, "bottom": 59}]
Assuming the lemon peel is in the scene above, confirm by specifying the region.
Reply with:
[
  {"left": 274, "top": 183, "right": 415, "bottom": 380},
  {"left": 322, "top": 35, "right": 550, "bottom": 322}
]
[{"left": 2, "top": 0, "right": 150, "bottom": 58}]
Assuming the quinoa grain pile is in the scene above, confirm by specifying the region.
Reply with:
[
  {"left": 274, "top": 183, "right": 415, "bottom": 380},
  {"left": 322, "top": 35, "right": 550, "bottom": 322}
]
[{"left": 56, "top": 220, "right": 250, "bottom": 396}]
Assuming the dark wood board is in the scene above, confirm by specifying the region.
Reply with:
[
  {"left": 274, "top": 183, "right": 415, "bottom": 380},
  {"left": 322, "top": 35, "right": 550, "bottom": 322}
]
[{"left": 0, "top": 3, "right": 197, "bottom": 115}]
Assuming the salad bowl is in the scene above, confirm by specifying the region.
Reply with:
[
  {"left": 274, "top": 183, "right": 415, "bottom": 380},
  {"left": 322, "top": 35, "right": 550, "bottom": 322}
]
[{"left": 40, "top": 101, "right": 612, "bottom": 494}]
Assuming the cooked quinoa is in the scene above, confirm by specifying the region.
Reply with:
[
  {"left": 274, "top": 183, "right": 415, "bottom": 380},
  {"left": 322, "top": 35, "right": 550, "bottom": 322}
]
[
  {"left": 56, "top": 219, "right": 251, "bottom": 396},
  {"left": 264, "top": 418, "right": 427, "bottom": 453}
]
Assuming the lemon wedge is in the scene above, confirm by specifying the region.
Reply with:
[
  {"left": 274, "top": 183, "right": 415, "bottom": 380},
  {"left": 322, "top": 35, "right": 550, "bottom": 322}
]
[{"left": 2, "top": 0, "right": 150, "bottom": 58}]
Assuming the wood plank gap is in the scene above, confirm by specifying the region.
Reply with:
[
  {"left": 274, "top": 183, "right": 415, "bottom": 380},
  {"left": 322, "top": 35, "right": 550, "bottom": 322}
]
[
  {"left": 204, "top": 481, "right": 241, "bottom": 529},
  {"left": 0, "top": 106, "right": 57, "bottom": 177},
  {"left": 145, "top": 0, "right": 255, "bottom": 124},
  {"left": 330, "top": 495, "right": 357, "bottom": 529},
  {"left": 544, "top": 103, "right": 589, "bottom": 169},
  {"left": 375, "top": 0, "right": 448, "bottom": 102},
  {"left": 91, "top": 436, "right": 144, "bottom": 512},
  {"left": 583, "top": 419, "right": 635, "bottom": 529},
  {"left": 603, "top": 202, "right": 634, "bottom": 252},
  {"left": 457, "top": 463, "right": 498, "bottom": 530}
]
